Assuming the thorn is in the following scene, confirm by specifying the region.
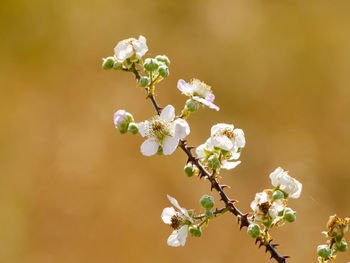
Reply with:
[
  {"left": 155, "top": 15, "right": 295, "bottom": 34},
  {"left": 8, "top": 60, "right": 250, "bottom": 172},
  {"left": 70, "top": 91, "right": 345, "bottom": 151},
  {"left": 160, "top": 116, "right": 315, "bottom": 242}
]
[
  {"left": 228, "top": 199, "right": 238, "bottom": 204},
  {"left": 182, "top": 140, "right": 187, "bottom": 145},
  {"left": 283, "top": 256, "right": 290, "bottom": 259},
  {"left": 242, "top": 212, "right": 249, "bottom": 219},
  {"left": 186, "top": 158, "right": 191, "bottom": 164},
  {"left": 255, "top": 238, "right": 259, "bottom": 245},
  {"left": 259, "top": 242, "right": 263, "bottom": 248},
  {"left": 187, "top": 146, "right": 195, "bottom": 150},
  {"left": 220, "top": 184, "right": 231, "bottom": 189}
]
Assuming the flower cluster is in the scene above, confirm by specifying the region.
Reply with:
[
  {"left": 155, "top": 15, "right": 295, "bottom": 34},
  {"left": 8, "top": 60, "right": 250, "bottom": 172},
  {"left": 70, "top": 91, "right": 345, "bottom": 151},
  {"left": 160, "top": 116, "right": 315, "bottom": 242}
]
[
  {"left": 248, "top": 167, "right": 302, "bottom": 239},
  {"left": 317, "top": 215, "right": 349, "bottom": 262},
  {"left": 102, "top": 35, "right": 348, "bottom": 263}
]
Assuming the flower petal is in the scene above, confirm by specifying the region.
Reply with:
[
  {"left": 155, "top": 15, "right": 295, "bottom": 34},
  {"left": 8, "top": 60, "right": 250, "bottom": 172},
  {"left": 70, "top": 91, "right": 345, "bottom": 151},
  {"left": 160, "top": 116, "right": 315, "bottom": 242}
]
[
  {"left": 161, "top": 207, "right": 177, "bottom": 224},
  {"left": 221, "top": 160, "right": 241, "bottom": 170},
  {"left": 133, "top": 35, "right": 148, "bottom": 59},
  {"left": 211, "top": 135, "right": 233, "bottom": 151},
  {"left": 193, "top": 96, "right": 220, "bottom": 111},
  {"left": 138, "top": 121, "right": 148, "bottom": 137},
  {"left": 167, "top": 225, "right": 188, "bottom": 247},
  {"left": 162, "top": 136, "right": 179, "bottom": 155},
  {"left": 140, "top": 138, "right": 159, "bottom": 156},
  {"left": 233, "top": 128, "right": 246, "bottom": 148},
  {"left": 166, "top": 194, "right": 189, "bottom": 217},
  {"left": 174, "top": 119, "right": 190, "bottom": 139},
  {"left": 114, "top": 40, "right": 134, "bottom": 61},
  {"left": 177, "top": 79, "right": 193, "bottom": 95},
  {"left": 160, "top": 105, "right": 175, "bottom": 122}
]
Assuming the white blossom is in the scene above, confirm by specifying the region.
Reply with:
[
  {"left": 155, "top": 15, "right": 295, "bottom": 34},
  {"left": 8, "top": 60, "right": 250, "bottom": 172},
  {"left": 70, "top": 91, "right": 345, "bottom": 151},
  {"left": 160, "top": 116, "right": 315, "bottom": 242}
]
[
  {"left": 161, "top": 195, "right": 193, "bottom": 247},
  {"left": 139, "top": 105, "right": 190, "bottom": 156},
  {"left": 269, "top": 167, "right": 302, "bottom": 199},
  {"left": 250, "top": 191, "right": 286, "bottom": 223},
  {"left": 177, "top": 79, "right": 219, "bottom": 111},
  {"left": 114, "top": 35, "right": 148, "bottom": 62}
]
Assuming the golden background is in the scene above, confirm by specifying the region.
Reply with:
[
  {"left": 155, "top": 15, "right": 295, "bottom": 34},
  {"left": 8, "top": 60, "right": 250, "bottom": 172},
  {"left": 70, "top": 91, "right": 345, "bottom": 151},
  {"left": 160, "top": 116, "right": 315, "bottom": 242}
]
[{"left": 1, "top": 0, "right": 350, "bottom": 262}]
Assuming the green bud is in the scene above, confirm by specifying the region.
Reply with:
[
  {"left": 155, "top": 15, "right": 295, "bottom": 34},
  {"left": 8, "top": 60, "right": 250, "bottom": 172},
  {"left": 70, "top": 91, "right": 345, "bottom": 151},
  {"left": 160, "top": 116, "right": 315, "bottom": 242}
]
[
  {"left": 118, "top": 120, "right": 128, "bottom": 134},
  {"left": 158, "top": 66, "right": 169, "bottom": 78},
  {"left": 200, "top": 194, "right": 215, "bottom": 209},
  {"left": 102, "top": 57, "right": 115, "bottom": 70},
  {"left": 272, "top": 190, "right": 284, "bottom": 201},
  {"left": 336, "top": 241, "right": 348, "bottom": 252},
  {"left": 143, "top": 58, "right": 159, "bottom": 72},
  {"left": 155, "top": 55, "right": 170, "bottom": 66},
  {"left": 126, "top": 113, "right": 134, "bottom": 123},
  {"left": 207, "top": 155, "right": 220, "bottom": 169},
  {"left": 139, "top": 76, "right": 150, "bottom": 87},
  {"left": 189, "top": 226, "right": 202, "bottom": 237},
  {"left": 317, "top": 245, "right": 332, "bottom": 259},
  {"left": 128, "top": 122, "right": 138, "bottom": 135},
  {"left": 284, "top": 208, "right": 296, "bottom": 223},
  {"left": 113, "top": 61, "right": 123, "bottom": 70},
  {"left": 186, "top": 99, "right": 200, "bottom": 112},
  {"left": 247, "top": 224, "right": 261, "bottom": 239},
  {"left": 184, "top": 163, "right": 194, "bottom": 177},
  {"left": 205, "top": 209, "right": 214, "bottom": 218}
]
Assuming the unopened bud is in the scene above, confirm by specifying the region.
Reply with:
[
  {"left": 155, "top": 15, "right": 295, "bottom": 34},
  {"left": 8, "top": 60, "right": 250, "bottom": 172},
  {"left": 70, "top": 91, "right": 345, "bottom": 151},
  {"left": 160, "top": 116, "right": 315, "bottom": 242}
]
[
  {"left": 272, "top": 190, "right": 284, "bottom": 200},
  {"left": 143, "top": 58, "right": 159, "bottom": 72},
  {"left": 139, "top": 76, "right": 150, "bottom": 87},
  {"left": 118, "top": 120, "right": 128, "bottom": 134},
  {"left": 155, "top": 55, "right": 170, "bottom": 66},
  {"left": 247, "top": 224, "right": 261, "bottom": 238},
  {"left": 200, "top": 194, "right": 215, "bottom": 209},
  {"left": 336, "top": 241, "right": 348, "bottom": 252},
  {"left": 205, "top": 209, "right": 214, "bottom": 218},
  {"left": 102, "top": 57, "right": 115, "bottom": 70},
  {"left": 126, "top": 113, "right": 134, "bottom": 123},
  {"left": 158, "top": 66, "right": 169, "bottom": 78},
  {"left": 317, "top": 245, "right": 332, "bottom": 259},
  {"left": 284, "top": 208, "right": 296, "bottom": 223},
  {"left": 189, "top": 226, "right": 202, "bottom": 237},
  {"left": 184, "top": 163, "right": 194, "bottom": 177},
  {"left": 128, "top": 122, "right": 138, "bottom": 134},
  {"left": 186, "top": 99, "right": 199, "bottom": 112},
  {"left": 207, "top": 155, "right": 220, "bottom": 169},
  {"left": 113, "top": 61, "right": 123, "bottom": 70}
]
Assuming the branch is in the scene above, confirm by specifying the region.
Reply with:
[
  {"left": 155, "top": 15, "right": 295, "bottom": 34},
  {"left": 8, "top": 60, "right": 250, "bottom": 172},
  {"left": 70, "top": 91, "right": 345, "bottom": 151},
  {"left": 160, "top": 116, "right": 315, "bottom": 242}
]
[{"left": 128, "top": 69, "right": 288, "bottom": 263}]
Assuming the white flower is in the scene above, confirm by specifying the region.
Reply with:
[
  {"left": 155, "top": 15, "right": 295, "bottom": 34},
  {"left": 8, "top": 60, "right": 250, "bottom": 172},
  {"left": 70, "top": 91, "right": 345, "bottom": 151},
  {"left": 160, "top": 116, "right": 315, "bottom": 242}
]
[
  {"left": 210, "top": 123, "right": 246, "bottom": 153},
  {"left": 114, "top": 35, "right": 148, "bottom": 62},
  {"left": 196, "top": 138, "right": 241, "bottom": 170},
  {"left": 269, "top": 167, "right": 302, "bottom": 199},
  {"left": 161, "top": 195, "right": 193, "bottom": 247},
  {"left": 177, "top": 79, "right": 219, "bottom": 111},
  {"left": 250, "top": 191, "right": 286, "bottom": 222},
  {"left": 139, "top": 105, "right": 190, "bottom": 156}
]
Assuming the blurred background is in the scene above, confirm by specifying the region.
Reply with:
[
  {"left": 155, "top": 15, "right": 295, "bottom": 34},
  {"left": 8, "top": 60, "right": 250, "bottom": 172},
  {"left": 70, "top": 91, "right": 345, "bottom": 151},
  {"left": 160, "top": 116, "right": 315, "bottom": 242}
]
[{"left": 1, "top": 0, "right": 350, "bottom": 262}]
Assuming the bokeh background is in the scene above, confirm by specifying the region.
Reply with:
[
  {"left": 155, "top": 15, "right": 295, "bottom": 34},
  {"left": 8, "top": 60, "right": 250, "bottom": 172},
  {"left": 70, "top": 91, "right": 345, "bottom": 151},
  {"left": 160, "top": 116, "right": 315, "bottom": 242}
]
[{"left": 1, "top": 0, "right": 350, "bottom": 262}]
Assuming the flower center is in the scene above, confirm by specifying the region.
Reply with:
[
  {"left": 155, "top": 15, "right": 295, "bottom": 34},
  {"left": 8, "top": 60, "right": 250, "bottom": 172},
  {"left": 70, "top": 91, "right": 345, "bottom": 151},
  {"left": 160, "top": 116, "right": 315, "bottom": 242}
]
[
  {"left": 190, "top": 79, "right": 212, "bottom": 98},
  {"left": 170, "top": 214, "right": 184, "bottom": 230},
  {"left": 259, "top": 202, "right": 271, "bottom": 214},
  {"left": 148, "top": 116, "right": 172, "bottom": 141},
  {"left": 221, "top": 128, "right": 235, "bottom": 139}
]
